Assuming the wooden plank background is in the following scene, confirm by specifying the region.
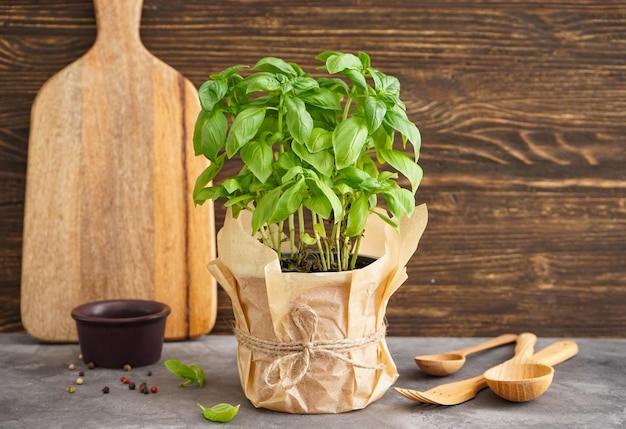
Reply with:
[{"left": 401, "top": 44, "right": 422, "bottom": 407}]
[{"left": 1, "top": 0, "right": 624, "bottom": 338}]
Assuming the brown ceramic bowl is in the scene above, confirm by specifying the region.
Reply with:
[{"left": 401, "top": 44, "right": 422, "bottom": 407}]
[{"left": 71, "top": 299, "right": 170, "bottom": 369}]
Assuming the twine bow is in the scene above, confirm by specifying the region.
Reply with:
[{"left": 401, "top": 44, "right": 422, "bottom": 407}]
[{"left": 234, "top": 304, "right": 386, "bottom": 390}]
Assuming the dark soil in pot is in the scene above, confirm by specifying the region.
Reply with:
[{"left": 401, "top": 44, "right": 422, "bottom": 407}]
[{"left": 280, "top": 252, "right": 376, "bottom": 273}]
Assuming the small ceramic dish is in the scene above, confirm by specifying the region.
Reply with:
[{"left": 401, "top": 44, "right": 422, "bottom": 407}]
[{"left": 71, "top": 299, "right": 170, "bottom": 368}]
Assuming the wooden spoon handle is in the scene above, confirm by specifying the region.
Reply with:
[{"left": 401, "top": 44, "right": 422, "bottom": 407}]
[
  {"left": 512, "top": 332, "right": 538, "bottom": 361},
  {"left": 532, "top": 340, "right": 579, "bottom": 366},
  {"left": 453, "top": 333, "right": 518, "bottom": 357}
]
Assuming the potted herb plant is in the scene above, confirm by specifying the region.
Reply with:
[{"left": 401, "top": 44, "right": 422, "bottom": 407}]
[{"left": 193, "top": 51, "right": 428, "bottom": 413}]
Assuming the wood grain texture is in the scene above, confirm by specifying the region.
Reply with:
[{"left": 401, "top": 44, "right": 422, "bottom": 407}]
[
  {"left": 18, "top": 0, "right": 216, "bottom": 341},
  {"left": 1, "top": 0, "right": 624, "bottom": 338}
]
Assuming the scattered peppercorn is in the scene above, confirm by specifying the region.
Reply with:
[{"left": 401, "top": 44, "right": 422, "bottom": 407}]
[
  {"left": 139, "top": 382, "right": 148, "bottom": 393},
  {"left": 120, "top": 376, "right": 129, "bottom": 384},
  {"left": 150, "top": 386, "right": 158, "bottom": 394},
  {"left": 68, "top": 363, "right": 75, "bottom": 370},
  {"left": 78, "top": 353, "right": 83, "bottom": 360},
  {"left": 68, "top": 385, "right": 76, "bottom": 393},
  {"left": 101, "top": 386, "right": 110, "bottom": 394},
  {"left": 128, "top": 382, "right": 136, "bottom": 390},
  {"left": 76, "top": 377, "right": 84, "bottom": 385},
  {"left": 123, "top": 364, "right": 132, "bottom": 372},
  {"left": 78, "top": 371, "right": 85, "bottom": 376},
  {"left": 146, "top": 371, "right": 152, "bottom": 376},
  {"left": 87, "top": 362, "right": 96, "bottom": 369}
]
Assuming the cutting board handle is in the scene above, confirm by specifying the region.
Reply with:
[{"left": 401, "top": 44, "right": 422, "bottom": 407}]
[{"left": 93, "top": 0, "right": 144, "bottom": 47}]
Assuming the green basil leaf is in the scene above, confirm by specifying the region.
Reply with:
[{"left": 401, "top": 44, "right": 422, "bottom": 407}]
[
  {"left": 243, "top": 72, "right": 281, "bottom": 93},
  {"left": 325, "top": 52, "right": 362, "bottom": 73},
  {"left": 188, "top": 363, "right": 205, "bottom": 388},
  {"left": 211, "top": 64, "right": 247, "bottom": 80},
  {"left": 379, "top": 148, "right": 423, "bottom": 193},
  {"left": 315, "top": 50, "right": 339, "bottom": 62},
  {"left": 222, "top": 177, "right": 242, "bottom": 194},
  {"left": 223, "top": 193, "right": 254, "bottom": 208},
  {"left": 252, "top": 56, "right": 297, "bottom": 77},
  {"left": 359, "top": 152, "right": 380, "bottom": 177},
  {"left": 313, "top": 221, "right": 327, "bottom": 238},
  {"left": 337, "top": 166, "right": 369, "bottom": 186},
  {"left": 193, "top": 110, "right": 207, "bottom": 156},
  {"left": 371, "top": 209, "right": 399, "bottom": 229},
  {"left": 226, "top": 107, "right": 267, "bottom": 157},
  {"left": 251, "top": 187, "right": 281, "bottom": 233},
  {"left": 332, "top": 117, "right": 369, "bottom": 169},
  {"left": 299, "top": 88, "right": 342, "bottom": 111},
  {"left": 198, "top": 403, "right": 240, "bottom": 423},
  {"left": 334, "top": 182, "right": 353, "bottom": 196},
  {"left": 164, "top": 359, "right": 197, "bottom": 380},
  {"left": 195, "top": 110, "right": 227, "bottom": 162},
  {"left": 344, "top": 69, "right": 368, "bottom": 91},
  {"left": 383, "top": 108, "right": 421, "bottom": 151},
  {"left": 317, "top": 76, "right": 351, "bottom": 95},
  {"left": 269, "top": 177, "right": 306, "bottom": 223},
  {"left": 306, "top": 127, "right": 333, "bottom": 153},
  {"left": 193, "top": 186, "right": 226, "bottom": 205},
  {"left": 240, "top": 141, "right": 273, "bottom": 183},
  {"left": 370, "top": 69, "right": 400, "bottom": 97},
  {"left": 292, "top": 140, "right": 334, "bottom": 177},
  {"left": 304, "top": 195, "right": 332, "bottom": 220},
  {"left": 292, "top": 76, "right": 319, "bottom": 92},
  {"left": 198, "top": 79, "right": 228, "bottom": 112},
  {"left": 274, "top": 152, "right": 302, "bottom": 171},
  {"left": 285, "top": 95, "right": 313, "bottom": 145},
  {"left": 358, "top": 51, "right": 371, "bottom": 69},
  {"left": 370, "top": 123, "right": 393, "bottom": 153},
  {"left": 308, "top": 175, "right": 343, "bottom": 222},
  {"left": 345, "top": 194, "right": 370, "bottom": 237},
  {"left": 337, "top": 166, "right": 384, "bottom": 192},
  {"left": 300, "top": 232, "right": 317, "bottom": 245},
  {"left": 164, "top": 359, "right": 206, "bottom": 387},
  {"left": 192, "top": 156, "right": 224, "bottom": 202},
  {"left": 364, "top": 96, "right": 387, "bottom": 133},
  {"left": 382, "top": 184, "right": 415, "bottom": 221},
  {"left": 281, "top": 165, "right": 304, "bottom": 184}
]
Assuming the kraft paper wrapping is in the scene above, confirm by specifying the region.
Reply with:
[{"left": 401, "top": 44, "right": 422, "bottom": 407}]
[{"left": 208, "top": 204, "right": 428, "bottom": 414}]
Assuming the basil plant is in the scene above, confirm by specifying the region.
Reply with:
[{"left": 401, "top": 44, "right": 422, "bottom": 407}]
[{"left": 193, "top": 51, "right": 422, "bottom": 272}]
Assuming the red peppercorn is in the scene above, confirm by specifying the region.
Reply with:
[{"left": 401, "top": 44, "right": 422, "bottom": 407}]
[
  {"left": 120, "top": 376, "right": 129, "bottom": 384},
  {"left": 150, "top": 386, "right": 157, "bottom": 394}
]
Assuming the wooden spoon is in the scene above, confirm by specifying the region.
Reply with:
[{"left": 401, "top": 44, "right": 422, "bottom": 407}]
[
  {"left": 395, "top": 340, "right": 578, "bottom": 406},
  {"left": 415, "top": 333, "right": 518, "bottom": 376},
  {"left": 483, "top": 332, "right": 554, "bottom": 402}
]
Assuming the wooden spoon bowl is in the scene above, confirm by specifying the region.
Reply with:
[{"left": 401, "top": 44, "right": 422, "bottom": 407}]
[
  {"left": 415, "top": 352, "right": 467, "bottom": 376},
  {"left": 484, "top": 333, "right": 554, "bottom": 402},
  {"left": 415, "top": 334, "right": 518, "bottom": 376}
]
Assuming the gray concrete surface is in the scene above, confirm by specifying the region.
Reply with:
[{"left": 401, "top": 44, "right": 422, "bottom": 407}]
[{"left": 1, "top": 334, "right": 624, "bottom": 428}]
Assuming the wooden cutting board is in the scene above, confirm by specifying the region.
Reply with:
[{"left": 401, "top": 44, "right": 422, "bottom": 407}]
[{"left": 21, "top": 0, "right": 216, "bottom": 342}]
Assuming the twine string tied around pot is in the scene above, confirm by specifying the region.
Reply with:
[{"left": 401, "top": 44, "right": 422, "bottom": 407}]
[{"left": 234, "top": 304, "right": 386, "bottom": 390}]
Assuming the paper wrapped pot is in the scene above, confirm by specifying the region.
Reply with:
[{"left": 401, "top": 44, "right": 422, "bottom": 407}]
[{"left": 208, "top": 204, "right": 428, "bottom": 413}]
